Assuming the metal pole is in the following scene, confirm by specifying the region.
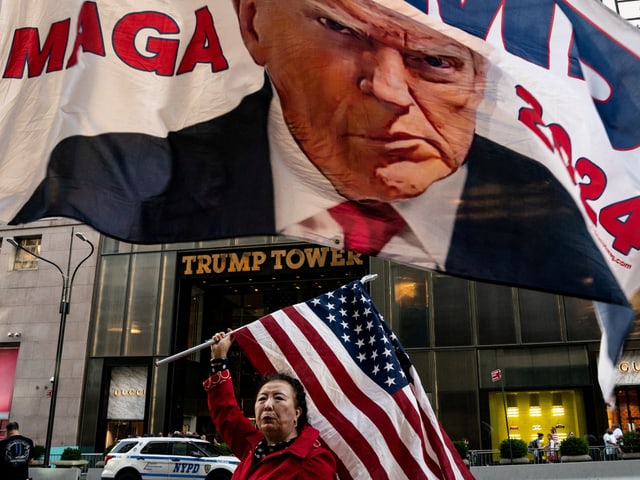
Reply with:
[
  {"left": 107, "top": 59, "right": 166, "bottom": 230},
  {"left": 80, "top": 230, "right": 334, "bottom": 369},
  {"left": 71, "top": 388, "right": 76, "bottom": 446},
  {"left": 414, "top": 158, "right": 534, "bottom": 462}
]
[
  {"left": 501, "top": 376, "right": 513, "bottom": 463},
  {"left": 43, "top": 274, "right": 69, "bottom": 466},
  {"left": 155, "top": 327, "right": 242, "bottom": 366},
  {"left": 6, "top": 230, "right": 93, "bottom": 466}
]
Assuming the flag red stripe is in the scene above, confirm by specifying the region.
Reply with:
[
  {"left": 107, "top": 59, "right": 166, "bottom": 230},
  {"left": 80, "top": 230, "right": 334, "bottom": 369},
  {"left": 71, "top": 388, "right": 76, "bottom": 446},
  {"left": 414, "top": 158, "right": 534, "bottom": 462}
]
[{"left": 393, "top": 387, "right": 448, "bottom": 476}]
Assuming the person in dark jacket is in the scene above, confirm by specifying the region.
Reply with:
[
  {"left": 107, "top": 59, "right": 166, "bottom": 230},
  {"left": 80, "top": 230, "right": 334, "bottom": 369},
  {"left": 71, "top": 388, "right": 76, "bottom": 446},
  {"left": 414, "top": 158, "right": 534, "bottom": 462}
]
[
  {"left": 203, "top": 331, "right": 337, "bottom": 479},
  {"left": 0, "top": 422, "right": 35, "bottom": 480}
]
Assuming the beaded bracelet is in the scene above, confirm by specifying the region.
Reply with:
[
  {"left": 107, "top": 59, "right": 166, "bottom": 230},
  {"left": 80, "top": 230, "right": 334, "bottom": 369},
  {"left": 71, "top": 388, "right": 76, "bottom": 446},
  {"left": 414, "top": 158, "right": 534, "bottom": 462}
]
[{"left": 210, "top": 357, "right": 228, "bottom": 375}]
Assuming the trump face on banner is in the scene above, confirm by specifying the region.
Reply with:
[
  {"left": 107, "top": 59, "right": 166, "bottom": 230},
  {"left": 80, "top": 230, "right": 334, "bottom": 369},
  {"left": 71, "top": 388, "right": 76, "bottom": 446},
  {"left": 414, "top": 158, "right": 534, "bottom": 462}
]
[{"left": 233, "top": 0, "right": 487, "bottom": 202}]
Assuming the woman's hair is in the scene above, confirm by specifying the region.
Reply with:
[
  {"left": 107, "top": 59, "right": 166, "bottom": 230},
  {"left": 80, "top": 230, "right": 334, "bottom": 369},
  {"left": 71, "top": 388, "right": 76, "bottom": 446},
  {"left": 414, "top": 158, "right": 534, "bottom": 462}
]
[{"left": 257, "top": 373, "right": 308, "bottom": 433}]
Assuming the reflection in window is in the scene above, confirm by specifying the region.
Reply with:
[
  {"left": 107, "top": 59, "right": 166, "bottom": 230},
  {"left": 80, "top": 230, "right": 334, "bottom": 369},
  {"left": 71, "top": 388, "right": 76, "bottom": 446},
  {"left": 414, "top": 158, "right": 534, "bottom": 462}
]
[{"left": 391, "top": 265, "right": 428, "bottom": 348}]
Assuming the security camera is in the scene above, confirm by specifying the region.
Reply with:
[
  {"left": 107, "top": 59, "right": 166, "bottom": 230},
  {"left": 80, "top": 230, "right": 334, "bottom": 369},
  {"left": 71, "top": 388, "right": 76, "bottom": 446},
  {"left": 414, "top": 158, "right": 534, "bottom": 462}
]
[{"left": 49, "top": 377, "right": 55, "bottom": 383}]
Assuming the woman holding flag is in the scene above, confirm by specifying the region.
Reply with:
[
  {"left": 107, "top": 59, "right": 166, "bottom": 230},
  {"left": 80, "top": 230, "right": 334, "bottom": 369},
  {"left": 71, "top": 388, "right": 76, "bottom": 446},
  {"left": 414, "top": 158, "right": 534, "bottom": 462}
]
[{"left": 203, "top": 330, "right": 338, "bottom": 479}]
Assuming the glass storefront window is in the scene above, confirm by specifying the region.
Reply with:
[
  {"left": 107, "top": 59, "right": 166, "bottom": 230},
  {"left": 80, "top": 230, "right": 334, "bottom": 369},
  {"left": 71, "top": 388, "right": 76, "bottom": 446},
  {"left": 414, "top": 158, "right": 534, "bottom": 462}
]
[
  {"left": 407, "top": 350, "right": 434, "bottom": 393},
  {"left": 132, "top": 244, "right": 162, "bottom": 253},
  {"left": 155, "top": 253, "right": 177, "bottom": 355},
  {"left": 124, "top": 253, "right": 161, "bottom": 356},
  {"left": 101, "top": 237, "right": 132, "bottom": 254},
  {"left": 610, "top": 387, "right": 640, "bottom": 433},
  {"left": 92, "top": 255, "right": 129, "bottom": 356},
  {"left": 435, "top": 350, "right": 479, "bottom": 443},
  {"left": 433, "top": 274, "right": 472, "bottom": 346},
  {"left": 519, "top": 290, "right": 562, "bottom": 343},
  {"left": 477, "top": 283, "right": 516, "bottom": 345},
  {"left": 564, "top": 297, "right": 600, "bottom": 342},
  {"left": 478, "top": 347, "right": 590, "bottom": 389},
  {"left": 488, "top": 389, "right": 587, "bottom": 451}
]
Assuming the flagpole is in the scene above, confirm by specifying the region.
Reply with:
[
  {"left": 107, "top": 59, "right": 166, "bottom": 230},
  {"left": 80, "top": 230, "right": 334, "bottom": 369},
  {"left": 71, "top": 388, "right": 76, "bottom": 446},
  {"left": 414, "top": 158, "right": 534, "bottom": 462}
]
[
  {"left": 360, "top": 273, "right": 378, "bottom": 284},
  {"left": 155, "top": 326, "right": 243, "bottom": 366}
]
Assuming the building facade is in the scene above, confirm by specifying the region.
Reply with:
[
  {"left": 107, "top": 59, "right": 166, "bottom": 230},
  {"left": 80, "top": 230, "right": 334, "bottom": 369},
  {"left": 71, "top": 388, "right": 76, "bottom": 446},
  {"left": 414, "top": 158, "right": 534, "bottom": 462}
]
[
  {"left": 75, "top": 235, "right": 640, "bottom": 452},
  {"left": 0, "top": 219, "right": 99, "bottom": 447}
]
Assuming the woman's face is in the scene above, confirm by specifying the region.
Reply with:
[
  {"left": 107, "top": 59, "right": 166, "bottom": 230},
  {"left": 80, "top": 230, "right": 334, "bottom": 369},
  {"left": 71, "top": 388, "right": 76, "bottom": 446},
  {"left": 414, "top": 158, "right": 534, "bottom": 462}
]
[{"left": 254, "top": 379, "right": 302, "bottom": 444}]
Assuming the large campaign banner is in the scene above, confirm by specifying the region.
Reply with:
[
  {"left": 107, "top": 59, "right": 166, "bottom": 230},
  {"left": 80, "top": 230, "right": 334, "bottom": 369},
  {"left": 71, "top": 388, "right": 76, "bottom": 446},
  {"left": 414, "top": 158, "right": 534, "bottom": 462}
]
[{"left": 0, "top": 0, "right": 638, "bottom": 402}]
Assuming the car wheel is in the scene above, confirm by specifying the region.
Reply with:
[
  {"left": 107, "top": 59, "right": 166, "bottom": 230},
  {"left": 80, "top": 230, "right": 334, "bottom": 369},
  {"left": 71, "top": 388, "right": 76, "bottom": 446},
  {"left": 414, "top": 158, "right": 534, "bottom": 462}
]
[
  {"left": 115, "top": 470, "right": 141, "bottom": 480},
  {"left": 207, "top": 470, "right": 232, "bottom": 480}
]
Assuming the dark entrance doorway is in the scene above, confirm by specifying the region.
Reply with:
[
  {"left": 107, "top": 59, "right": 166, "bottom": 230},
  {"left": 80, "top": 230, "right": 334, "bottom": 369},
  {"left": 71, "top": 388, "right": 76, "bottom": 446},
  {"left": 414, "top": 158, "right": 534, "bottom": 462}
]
[{"left": 166, "top": 244, "right": 368, "bottom": 437}]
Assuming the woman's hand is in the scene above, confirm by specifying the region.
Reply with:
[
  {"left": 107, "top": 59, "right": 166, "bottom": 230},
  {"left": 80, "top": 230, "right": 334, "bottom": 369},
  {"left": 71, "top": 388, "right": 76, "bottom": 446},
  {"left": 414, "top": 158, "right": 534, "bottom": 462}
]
[{"left": 210, "top": 329, "right": 234, "bottom": 359}]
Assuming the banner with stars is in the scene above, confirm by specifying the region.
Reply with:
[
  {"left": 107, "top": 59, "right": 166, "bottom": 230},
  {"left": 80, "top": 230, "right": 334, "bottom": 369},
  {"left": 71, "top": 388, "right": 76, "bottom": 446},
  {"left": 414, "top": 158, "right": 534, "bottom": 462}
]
[{"left": 233, "top": 279, "right": 471, "bottom": 480}]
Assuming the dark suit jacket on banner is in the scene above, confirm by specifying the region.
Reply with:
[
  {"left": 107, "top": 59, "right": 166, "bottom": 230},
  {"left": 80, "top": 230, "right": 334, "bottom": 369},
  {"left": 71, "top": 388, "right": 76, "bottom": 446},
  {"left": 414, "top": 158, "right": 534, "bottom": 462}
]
[
  {"left": 13, "top": 80, "right": 276, "bottom": 243},
  {"left": 447, "top": 136, "right": 626, "bottom": 306}
]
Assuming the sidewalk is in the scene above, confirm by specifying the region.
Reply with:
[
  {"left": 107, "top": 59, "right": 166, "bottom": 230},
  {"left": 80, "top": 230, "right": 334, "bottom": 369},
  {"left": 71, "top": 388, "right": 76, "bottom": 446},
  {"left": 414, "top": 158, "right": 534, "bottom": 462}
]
[{"left": 471, "top": 459, "right": 640, "bottom": 479}]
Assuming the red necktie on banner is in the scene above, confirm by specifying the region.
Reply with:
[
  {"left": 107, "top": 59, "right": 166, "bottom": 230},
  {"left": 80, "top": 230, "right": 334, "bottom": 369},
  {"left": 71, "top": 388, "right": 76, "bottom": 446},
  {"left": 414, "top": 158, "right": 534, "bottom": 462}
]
[{"left": 328, "top": 201, "right": 407, "bottom": 255}]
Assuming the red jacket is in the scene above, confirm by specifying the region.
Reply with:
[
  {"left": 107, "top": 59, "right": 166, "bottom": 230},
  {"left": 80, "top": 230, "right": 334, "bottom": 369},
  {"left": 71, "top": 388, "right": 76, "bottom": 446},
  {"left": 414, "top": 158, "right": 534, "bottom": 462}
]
[{"left": 204, "top": 373, "right": 337, "bottom": 480}]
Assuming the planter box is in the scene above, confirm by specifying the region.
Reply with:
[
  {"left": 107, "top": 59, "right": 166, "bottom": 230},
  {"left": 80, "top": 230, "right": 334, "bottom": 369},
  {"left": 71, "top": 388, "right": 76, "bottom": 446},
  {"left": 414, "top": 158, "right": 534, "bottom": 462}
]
[
  {"left": 560, "top": 454, "right": 591, "bottom": 462},
  {"left": 51, "top": 460, "right": 88, "bottom": 469},
  {"left": 621, "top": 452, "right": 640, "bottom": 460},
  {"left": 499, "top": 457, "right": 530, "bottom": 464}
]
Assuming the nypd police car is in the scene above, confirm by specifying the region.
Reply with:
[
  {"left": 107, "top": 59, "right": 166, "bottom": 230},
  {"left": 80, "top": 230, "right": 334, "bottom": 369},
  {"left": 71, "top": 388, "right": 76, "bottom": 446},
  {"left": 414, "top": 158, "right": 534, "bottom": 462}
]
[{"left": 101, "top": 436, "right": 239, "bottom": 480}]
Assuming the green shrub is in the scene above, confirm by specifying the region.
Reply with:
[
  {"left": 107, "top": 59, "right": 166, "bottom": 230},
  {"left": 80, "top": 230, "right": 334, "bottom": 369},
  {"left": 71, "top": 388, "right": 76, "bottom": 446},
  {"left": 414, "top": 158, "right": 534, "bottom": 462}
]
[
  {"left": 499, "top": 438, "right": 528, "bottom": 458},
  {"left": 216, "top": 442, "right": 233, "bottom": 456},
  {"left": 621, "top": 431, "right": 640, "bottom": 453},
  {"left": 60, "top": 447, "right": 82, "bottom": 460},
  {"left": 559, "top": 436, "right": 588, "bottom": 456},
  {"left": 452, "top": 440, "right": 469, "bottom": 459},
  {"left": 32, "top": 445, "right": 45, "bottom": 460}
]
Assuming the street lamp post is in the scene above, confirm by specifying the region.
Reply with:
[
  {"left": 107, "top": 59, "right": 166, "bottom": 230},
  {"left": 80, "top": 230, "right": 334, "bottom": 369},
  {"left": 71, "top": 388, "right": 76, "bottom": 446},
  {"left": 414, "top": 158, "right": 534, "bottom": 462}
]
[{"left": 7, "top": 228, "right": 94, "bottom": 466}]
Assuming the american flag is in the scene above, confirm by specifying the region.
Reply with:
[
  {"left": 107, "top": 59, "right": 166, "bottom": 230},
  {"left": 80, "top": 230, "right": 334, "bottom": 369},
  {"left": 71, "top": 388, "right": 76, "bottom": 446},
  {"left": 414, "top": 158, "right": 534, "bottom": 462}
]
[{"left": 233, "top": 279, "right": 472, "bottom": 480}]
